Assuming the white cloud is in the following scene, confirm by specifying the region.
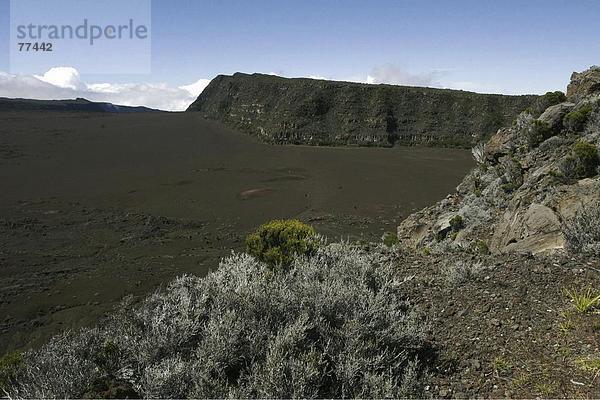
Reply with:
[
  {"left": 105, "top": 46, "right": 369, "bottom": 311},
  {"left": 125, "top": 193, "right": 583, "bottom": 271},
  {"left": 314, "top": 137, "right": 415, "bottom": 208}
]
[
  {"left": 34, "top": 67, "right": 84, "bottom": 90},
  {"left": 0, "top": 67, "right": 211, "bottom": 111},
  {"left": 179, "top": 78, "right": 211, "bottom": 97},
  {"left": 365, "top": 64, "right": 441, "bottom": 87}
]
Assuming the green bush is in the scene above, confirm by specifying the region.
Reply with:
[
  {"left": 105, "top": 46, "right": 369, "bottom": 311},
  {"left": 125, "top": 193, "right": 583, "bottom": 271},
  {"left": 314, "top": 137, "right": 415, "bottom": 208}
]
[
  {"left": 543, "top": 91, "right": 567, "bottom": 105},
  {"left": 526, "top": 120, "right": 553, "bottom": 148},
  {"left": 449, "top": 215, "right": 464, "bottom": 232},
  {"left": 382, "top": 231, "right": 399, "bottom": 247},
  {"left": 0, "top": 351, "right": 24, "bottom": 393},
  {"left": 473, "top": 240, "right": 490, "bottom": 255},
  {"left": 437, "top": 215, "right": 465, "bottom": 242},
  {"left": 527, "top": 91, "right": 567, "bottom": 117},
  {"left": 564, "top": 104, "right": 593, "bottom": 132},
  {"left": 562, "top": 141, "right": 600, "bottom": 179},
  {"left": 246, "top": 219, "right": 319, "bottom": 266}
]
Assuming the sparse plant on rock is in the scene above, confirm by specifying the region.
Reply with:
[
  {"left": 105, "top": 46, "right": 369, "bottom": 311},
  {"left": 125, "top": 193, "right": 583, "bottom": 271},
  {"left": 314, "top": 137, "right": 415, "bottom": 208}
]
[
  {"left": 246, "top": 219, "right": 320, "bottom": 267},
  {"left": 444, "top": 260, "right": 484, "bottom": 285},
  {"left": 526, "top": 120, "right": 554, "bottom": 148},
  {"left": 542, "top": 91, "right": 567, "bottom": 107},
  {"left": 472, "top": 239, "right": 490, "bottom": 255},
  {"left": 563, "top": 201, "right": 600, "bottom": 256},
  {"left": 515, "top": 110, "right": 535, "bottom": 130},
  {"left": 526, "top": 91, "right": 567, "bottom": 117},
  {"left": 564, "top": 103, "right": 593, "bottom": 132},
  {"left": 471, "top": 142, "right": 486, "bottom": 165},
  {"left": 382, "top": 231, "right": 399, "bottom": 247},
  {"left": 449, "top": 215, "right": 464, "bottom": 232},
  {"left": 560, "top": 140, "right": 599, "bottom": 180},
  {"left": 497, "top": 156, "right": 524, "bottom": 193},
  {"left": 0, "top": 351, "right": 24, "bottom": 394},
  {"left": 565, "top": 287, "right": 600, "bottom": 313}
]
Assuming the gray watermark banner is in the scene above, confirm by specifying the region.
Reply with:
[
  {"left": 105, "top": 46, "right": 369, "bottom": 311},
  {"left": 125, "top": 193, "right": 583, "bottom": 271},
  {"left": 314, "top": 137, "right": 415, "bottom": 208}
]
[{"left": 10, "top": 0, "right": 151, "bottom": 74}]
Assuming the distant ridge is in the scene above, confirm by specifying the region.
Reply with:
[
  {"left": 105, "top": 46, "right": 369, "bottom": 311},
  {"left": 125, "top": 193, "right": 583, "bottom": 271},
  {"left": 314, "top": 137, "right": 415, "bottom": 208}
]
[
  {"left": 187, "top": 73, "right": 538, "bottom": 148},
  {"left": 0, "top": 97, "right": 161, "bottom": 113}
]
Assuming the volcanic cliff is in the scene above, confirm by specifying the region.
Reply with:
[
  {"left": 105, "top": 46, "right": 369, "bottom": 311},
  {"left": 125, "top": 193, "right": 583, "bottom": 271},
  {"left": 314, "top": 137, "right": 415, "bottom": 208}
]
[{"left": 187, "top": 73, "right": 537, "bottom": 147}]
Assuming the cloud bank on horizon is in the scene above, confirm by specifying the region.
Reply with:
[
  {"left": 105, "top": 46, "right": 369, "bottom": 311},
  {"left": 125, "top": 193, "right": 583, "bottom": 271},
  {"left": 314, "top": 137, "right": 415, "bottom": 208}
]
[
  {"left": 0, "top": 67, "right": 211, "bottom": 111},
  {"left": 0, "top": 65, "right": 500, "bottom": 111}
]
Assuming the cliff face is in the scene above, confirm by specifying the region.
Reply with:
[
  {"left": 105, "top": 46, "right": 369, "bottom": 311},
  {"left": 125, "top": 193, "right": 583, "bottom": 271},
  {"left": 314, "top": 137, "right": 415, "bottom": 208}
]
[{"left": 187, "top": 73, "right": 537, "bottom": 147}]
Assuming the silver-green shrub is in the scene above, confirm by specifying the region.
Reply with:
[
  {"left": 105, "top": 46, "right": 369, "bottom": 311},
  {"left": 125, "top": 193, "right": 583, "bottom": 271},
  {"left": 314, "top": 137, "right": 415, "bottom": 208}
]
[
  {"left": 563, "top": 202, "right": 600, "bottom": 256},
  {"left": 10, "top": 243, "right": 430, "bottom": 399}
]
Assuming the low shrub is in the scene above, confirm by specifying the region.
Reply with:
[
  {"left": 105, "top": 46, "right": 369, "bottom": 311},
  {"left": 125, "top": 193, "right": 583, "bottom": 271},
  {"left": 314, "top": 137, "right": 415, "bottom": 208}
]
[
  {"left": 436, "top": 215, "right": 465, "bottom": 242},
  {"left": 542, "top": 91, "right": 567, "bottom": 106},
  {"left": 0, "top": 351, "right": 24, "bottom": 394},
  {"left": 563, "top": 201, "right": 600, "bottom": 256},
  {"left": 9, "top": 243, "right": 431, "bottom": 399},
  {"left": 526, "top": 91, "right": 567, "bottom": 117},
  {"left": 382, "top": 231, "right": 399, "bottom": 247},
  {"left": 246, "top": 219, "right": 319, "bottom": 267},
  {"left": 564, "top": 104, "right": 593, "bottom": 132},
  {"left": 472, "top": 240, "right": 490, "bottom": 255},
  {"left": 449, "top": 215, "right": 464, "bottom": 231},
  {"left": 526, "top": 120, "right": 554, "bottom": 148},
  {"left": 560, "top": 140, "right": 599, "bottom": 179},
  {"left": 444, "top": 260, "right": 485, "bottom": 285}
]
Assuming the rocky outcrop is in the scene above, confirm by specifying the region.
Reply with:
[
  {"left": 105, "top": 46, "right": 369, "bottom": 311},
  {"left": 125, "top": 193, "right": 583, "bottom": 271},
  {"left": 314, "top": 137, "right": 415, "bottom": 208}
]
[
  {"left": 567, "top": 66, "right": 600, "bottom": 98},
  {"left": 187, "top": 73, "right": 537, "bottom": 147},
  {"left": 398, "top": 67, "right": 600, "bottom": 255}
]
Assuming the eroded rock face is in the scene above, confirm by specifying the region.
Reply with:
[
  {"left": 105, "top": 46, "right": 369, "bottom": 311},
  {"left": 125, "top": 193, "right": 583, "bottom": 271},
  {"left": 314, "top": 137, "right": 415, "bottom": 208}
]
[
  {"left": 398, "top": 67, "right": 600, "bottom": 256},
  {"left": 567, "top": 66, "right": 600, "bottom": 98},
  {"left": 491, "top": 203, "right": 563, "bottom": 255},
  {"left": 187, "top": 73, "right": 537, "bottom": 147},
  {"left": 484, "top": 128, "right": 516, "bottom": 163}
]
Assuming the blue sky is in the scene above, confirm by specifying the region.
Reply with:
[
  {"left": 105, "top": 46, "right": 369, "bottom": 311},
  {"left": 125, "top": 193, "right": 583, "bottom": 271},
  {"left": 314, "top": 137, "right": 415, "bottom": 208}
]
[
  {"left": 0, "top": 0, "right": 599, "bottom": 109},
  {"left": 146, "top": 0, "right": 598, "bottom": 92}
]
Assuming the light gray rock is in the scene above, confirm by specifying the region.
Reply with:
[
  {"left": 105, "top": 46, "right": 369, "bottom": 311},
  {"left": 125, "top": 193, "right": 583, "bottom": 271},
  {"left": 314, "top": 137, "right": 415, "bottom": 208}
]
[
  {"left": 491, "top": 203, "right": 563, "bottom": 255},
  {"left": 538, "top": 102, "right": 574, "bottom": 130}
]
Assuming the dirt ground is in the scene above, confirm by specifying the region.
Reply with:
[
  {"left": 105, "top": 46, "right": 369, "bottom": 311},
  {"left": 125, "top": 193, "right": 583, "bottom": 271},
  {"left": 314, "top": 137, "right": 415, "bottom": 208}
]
[
  {"left": 0, "top": 111, "right": 473, "bottom": 353},
  {"left": 394, "top": 250, "right": 600, "bottom": 398}
]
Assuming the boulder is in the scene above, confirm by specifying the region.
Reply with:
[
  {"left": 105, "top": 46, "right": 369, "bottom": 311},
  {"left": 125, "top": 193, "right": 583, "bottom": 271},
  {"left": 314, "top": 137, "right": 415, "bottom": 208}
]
[
  {"left": 396, "top": 218, "right": 429, "bottom": 249},
  {"left": 491, "top": 203, "right": 563, "bottom": 254},
  {"left": 538, "top": 102, "right": 575, "bottom": 130}
]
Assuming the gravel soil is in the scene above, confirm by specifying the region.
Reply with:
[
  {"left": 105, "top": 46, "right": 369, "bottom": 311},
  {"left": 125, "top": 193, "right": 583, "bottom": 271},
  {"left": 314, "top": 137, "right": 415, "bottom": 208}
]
[{"left": 393, "top": 250, "right": 600, "bottom": 398}]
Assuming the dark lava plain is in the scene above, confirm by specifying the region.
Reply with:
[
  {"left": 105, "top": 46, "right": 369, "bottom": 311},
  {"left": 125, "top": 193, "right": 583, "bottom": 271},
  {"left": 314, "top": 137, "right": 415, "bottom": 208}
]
[{"left": 0, "top": 111, "right": 472, "bottom": 353}]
